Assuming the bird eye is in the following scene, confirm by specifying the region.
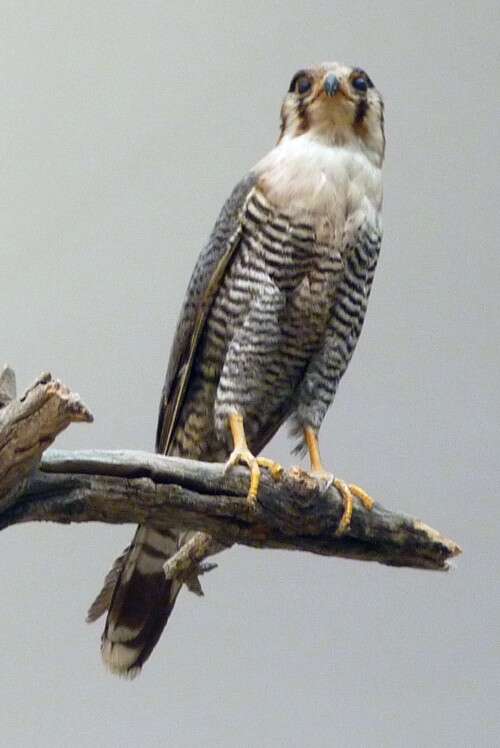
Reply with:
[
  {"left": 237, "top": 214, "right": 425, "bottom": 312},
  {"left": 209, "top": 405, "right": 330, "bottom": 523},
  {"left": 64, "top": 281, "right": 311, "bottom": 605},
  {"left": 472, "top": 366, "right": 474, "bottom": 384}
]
[
  {"left": 289, "top": 72, "right": 312, "bottom": 95},
  {"left": 296, "top": 76, "right": 312, "bottom": 94},
  {"left": 352, "top": 76, "right": 368, "bottom": 93}
]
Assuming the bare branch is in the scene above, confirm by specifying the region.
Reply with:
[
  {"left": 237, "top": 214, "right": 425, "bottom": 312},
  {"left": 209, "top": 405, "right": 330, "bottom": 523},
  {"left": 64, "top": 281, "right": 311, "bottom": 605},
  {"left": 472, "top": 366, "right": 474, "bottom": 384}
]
[
  {"left": 0, "top": 369, "right": 461, "bottom": 576},
  {"left": 163, "top": 533, "right": 223, "bottom": 596},
  {"left": 0, "top": 371, "right": 93, "bottom": 510},
  {"left": 0, "top": 365, "right": 17, "bottom": 406},
  {"left": 2, "top": 449, "right": 461, "bottom": 572}
]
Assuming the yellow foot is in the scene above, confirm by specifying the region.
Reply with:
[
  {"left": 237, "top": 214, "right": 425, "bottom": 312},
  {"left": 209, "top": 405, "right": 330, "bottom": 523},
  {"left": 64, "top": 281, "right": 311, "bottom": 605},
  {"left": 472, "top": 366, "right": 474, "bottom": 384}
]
[
  {"left": 256, "top": 456, "right": 283, "bottom": 482},
  {"left": 332, "top": 479, "right": 375, "bottom": 536},
  {"left": 226, "top": 413, "right": 282, "bottom": 507},
  {"left": 349, "top": 483, "right": 375, "bottom": 511},
  {"left": 302, "top": 426, "right": 374, "bottom": 535},
  {"left": 225, "top": 447, "right": 282, "bottom": 508}
]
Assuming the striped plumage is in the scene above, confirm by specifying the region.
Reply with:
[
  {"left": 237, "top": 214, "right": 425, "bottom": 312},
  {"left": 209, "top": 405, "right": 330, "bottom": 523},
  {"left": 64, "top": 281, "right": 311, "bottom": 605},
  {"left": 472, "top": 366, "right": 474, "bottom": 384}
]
[{"left": 88, "top": 62, "right": 385, "bottom": 677}]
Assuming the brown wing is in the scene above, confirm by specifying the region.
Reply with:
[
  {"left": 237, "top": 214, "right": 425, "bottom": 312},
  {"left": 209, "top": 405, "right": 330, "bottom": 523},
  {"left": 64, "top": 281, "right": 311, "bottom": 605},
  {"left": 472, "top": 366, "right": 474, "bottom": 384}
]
[{"left": 155, "top": 173, "right": 257, "bottom": 454}]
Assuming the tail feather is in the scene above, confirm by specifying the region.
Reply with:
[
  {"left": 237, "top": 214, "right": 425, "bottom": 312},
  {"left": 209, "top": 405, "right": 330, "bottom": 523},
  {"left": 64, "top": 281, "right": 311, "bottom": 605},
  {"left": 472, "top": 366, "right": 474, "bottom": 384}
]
[
  {"left": 89, "top": 526, "right": 188, "bottom": 678},
  {"left": 86, "top": 545, "right": 131, "bottom": 623}
]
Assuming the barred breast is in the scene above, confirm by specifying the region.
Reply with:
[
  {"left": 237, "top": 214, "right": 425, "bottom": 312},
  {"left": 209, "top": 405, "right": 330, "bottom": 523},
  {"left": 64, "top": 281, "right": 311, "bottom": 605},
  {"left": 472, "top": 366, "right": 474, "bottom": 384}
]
[{"left": 170, "top": 188, "right": 344, "bottom": 458}]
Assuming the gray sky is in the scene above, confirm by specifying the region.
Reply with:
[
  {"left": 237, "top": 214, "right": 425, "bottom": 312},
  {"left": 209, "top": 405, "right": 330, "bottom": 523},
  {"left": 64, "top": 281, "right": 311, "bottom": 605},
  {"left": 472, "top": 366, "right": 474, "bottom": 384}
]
[{"left": 2, "top": 1, "right": 499, "bottom": 746}]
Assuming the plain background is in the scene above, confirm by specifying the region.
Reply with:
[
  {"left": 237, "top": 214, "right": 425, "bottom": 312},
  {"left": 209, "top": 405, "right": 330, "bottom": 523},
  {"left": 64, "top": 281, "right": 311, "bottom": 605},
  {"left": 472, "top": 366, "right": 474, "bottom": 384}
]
[{"left": 2, "top": 2, "right": 498, "bottom": 746}]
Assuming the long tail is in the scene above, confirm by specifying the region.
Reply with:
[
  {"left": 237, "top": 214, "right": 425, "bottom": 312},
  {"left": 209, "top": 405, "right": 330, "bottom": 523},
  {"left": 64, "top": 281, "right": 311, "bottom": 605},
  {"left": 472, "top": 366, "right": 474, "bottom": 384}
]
[{"left": 87, "top": 526, "right": 190, "bottom": 678}]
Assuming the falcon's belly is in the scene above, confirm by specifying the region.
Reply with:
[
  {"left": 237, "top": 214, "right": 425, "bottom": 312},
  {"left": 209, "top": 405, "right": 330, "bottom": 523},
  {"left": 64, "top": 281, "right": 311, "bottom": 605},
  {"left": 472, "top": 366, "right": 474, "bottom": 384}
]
[{"left": 169, "top": 189, "right": 343, "bottom": 461}]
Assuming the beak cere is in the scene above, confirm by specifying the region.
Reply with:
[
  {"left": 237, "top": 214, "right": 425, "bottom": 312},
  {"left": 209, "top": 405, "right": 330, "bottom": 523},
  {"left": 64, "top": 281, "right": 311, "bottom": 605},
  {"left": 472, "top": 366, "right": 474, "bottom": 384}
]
[{"left": 324, "top": 74, "right": 340, "bottom": 97}]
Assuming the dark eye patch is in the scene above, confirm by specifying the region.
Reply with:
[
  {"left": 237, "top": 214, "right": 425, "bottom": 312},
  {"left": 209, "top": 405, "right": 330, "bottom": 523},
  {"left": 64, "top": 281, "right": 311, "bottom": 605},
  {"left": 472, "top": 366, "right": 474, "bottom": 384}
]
[
  {"left": 289, "top": 70, "right": 312, "bottom": 95},
  {"left": 352, "top": 77, "right": 368, "bottom": 92},
  {"left": 351, "top": 68, "right": 374, "bottom": 89}
]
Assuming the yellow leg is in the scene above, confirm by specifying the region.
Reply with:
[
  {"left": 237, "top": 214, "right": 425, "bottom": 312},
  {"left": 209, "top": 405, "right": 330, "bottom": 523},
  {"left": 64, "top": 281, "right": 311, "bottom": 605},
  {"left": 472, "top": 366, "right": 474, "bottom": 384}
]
[
  {"left": 304, "top": 425, "right": 323, "bottom": 473},
  {"left": 226, "top": 413, "right": 282, "bottom": 508},
  {"left": 303, "top": 426, "right": 375, "bottom": 534}
]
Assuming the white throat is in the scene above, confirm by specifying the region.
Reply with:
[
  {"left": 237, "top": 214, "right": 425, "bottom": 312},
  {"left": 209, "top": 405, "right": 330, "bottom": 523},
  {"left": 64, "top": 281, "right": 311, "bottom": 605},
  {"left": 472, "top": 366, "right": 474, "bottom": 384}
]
[{"left": 253, "top": 133, "right": 383, "bottom": 232}]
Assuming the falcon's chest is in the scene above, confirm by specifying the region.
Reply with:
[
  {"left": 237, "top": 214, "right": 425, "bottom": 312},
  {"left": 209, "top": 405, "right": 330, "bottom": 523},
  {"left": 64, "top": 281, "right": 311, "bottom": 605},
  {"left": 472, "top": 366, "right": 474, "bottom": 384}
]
[
  {"left": 254, "top": 134, "right": 383, "bottom": 254},
  {"left": 243, "top": 140, "right": 381, "bottom": 347}
]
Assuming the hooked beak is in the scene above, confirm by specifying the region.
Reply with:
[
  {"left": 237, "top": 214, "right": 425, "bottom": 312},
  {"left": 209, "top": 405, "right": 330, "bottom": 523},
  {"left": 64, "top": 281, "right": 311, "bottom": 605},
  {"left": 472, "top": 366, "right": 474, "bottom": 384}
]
[{"left": 324, "top": 74, "right": 340, "bottom": 97}]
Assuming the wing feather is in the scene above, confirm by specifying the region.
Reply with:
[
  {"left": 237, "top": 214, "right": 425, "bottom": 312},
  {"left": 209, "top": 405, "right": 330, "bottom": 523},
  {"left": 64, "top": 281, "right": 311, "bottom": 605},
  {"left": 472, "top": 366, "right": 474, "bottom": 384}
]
[{"left": 155, "top": 173, "right": 257, "bottom": 453}]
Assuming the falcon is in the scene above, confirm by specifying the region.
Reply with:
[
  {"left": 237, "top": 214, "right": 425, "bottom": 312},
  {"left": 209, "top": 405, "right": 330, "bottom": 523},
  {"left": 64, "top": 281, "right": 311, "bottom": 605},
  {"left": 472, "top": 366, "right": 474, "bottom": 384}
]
[{"left": 88, "top": 62, "right": 385, "bottom": 677}]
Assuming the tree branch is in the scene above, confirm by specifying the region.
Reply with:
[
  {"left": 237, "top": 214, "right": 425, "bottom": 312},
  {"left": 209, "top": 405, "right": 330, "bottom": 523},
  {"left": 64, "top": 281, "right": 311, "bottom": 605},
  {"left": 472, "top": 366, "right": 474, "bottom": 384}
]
[
  {"left": 0, "top": 369, "right": 462, "bottom": 576},
  {"left": 2, "top": 449, "right": 460, "bottom": 572},
  {"left": 0, "top": 367, "right": 92, "bottom": 510}
]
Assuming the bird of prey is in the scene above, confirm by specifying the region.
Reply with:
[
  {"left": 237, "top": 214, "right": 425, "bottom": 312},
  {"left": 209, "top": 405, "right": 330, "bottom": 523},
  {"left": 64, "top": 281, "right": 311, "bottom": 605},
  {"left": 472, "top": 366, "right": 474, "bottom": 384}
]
[{"left": 87, "top": 62, "right": 385, "bottom": 677}]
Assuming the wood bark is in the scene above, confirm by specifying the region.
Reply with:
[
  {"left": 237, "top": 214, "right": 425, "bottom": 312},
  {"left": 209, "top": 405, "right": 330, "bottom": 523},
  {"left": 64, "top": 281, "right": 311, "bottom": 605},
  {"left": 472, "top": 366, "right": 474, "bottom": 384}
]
[
  {"left": 0, "top": 367, "right": 92, "bottom": 510},
  {"left": 0, "top": 369, "right": 461, "bottom": 576}
]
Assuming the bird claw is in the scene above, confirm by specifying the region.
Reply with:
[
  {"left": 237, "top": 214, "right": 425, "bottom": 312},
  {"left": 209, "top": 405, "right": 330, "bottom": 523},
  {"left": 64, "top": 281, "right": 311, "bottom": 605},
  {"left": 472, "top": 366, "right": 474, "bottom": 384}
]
[
  {"left": 225, "top": 447, "right": 259, "bottom": 508},
  {"left": 302, "top": 426, "right": 374, "bottom": 535},
  {"left": 306, "top": 469, "right": 375, "bottom": 534},
  {"left": 256, "top": 456, "right": 284, "bottom": 481},
  {"left": 225, "top": 448, "right": 282, "bottom": 508},
  {"left": 349, "top": 483, "right": 375, "bottom": 511},
  {"left": 333, "top": 478, "right": 375, "bottom": 536}
]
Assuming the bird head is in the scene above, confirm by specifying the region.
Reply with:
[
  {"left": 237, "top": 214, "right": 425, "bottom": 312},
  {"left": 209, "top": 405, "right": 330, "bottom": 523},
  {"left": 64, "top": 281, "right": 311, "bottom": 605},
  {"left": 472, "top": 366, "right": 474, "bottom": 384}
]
[{"left": 279, "top": 63, "right": 385, "bottom": 166}]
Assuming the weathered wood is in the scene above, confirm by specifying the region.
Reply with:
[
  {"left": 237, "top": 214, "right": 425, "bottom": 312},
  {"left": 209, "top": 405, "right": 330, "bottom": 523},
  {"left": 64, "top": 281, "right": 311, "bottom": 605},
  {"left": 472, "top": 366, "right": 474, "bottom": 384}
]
[
  {"left": 0, "top": 365, "right": 17, "bottom": 406},
  {"left": 0, "top": 372, "right": 93, "bottom": 510},
  {"left": 163, "top": 532, "right": 223, "bottom": 596},
  {"left": 1, "top": 448, "right": 461, "bottom": 572},
  {"left": 0, "top": 369, "right": 461, "bottom": 577}
]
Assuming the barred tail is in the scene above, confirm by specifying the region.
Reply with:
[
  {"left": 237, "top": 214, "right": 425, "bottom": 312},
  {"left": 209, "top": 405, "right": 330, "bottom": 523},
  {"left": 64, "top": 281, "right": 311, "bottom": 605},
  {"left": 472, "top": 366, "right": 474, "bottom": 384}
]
[{"left": 87, "top": 526, "right": 188, "bottom": 678}]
